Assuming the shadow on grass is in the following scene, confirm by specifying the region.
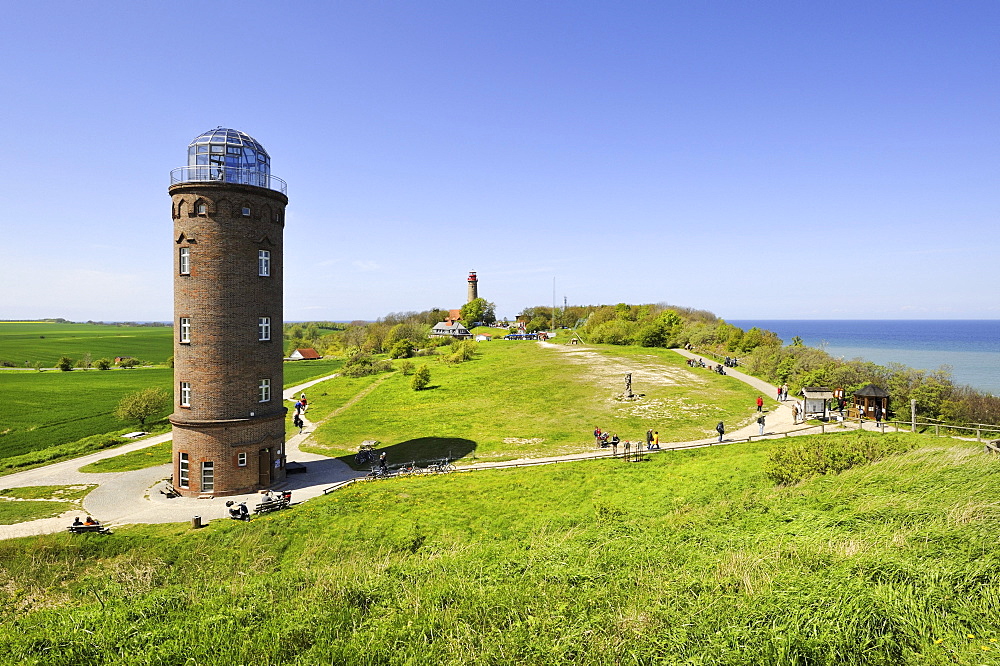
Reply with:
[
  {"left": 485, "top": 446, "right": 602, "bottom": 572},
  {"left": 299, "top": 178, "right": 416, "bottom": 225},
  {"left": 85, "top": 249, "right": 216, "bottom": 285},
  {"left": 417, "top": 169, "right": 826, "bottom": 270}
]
[{"left": 339, "top": 437, "right": 477, "bottom": 471}]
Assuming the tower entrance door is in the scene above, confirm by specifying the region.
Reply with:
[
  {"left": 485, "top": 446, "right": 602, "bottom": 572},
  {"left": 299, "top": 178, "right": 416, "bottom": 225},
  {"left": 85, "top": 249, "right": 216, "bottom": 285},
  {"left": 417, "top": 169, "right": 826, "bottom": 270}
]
[{"left": 258, "top": 449, "right": 271, "bottom": 487}]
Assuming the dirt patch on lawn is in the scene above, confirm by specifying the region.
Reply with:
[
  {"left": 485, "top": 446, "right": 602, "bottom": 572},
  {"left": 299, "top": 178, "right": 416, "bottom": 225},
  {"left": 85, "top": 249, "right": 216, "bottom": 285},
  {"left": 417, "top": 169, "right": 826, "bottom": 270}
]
[{"left": 539, "top": 341, "right": 702, "bottom": 394}]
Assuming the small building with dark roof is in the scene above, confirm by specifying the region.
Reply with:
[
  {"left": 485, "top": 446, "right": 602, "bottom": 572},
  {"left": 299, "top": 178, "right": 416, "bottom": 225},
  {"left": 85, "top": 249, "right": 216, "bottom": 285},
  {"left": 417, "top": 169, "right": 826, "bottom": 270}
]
[{"left": 854, "top": 384, "right": 890, "bottom": 420}]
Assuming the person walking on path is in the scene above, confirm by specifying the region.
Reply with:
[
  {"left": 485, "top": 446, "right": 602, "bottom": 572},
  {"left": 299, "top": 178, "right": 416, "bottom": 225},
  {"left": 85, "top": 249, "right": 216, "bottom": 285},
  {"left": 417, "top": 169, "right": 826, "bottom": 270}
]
[
  {"left": 293, "top": 413, "right": 304, "bottom": 434},
  {"left": 379, "top": 451, "right": 388, "bottom": 474},
  {"left": 777, "top": 386, "right": 783, "bottom": 402},
  {"left": 623, "top": 439, "right": 631, "bottom": 460},
  {"left": 715, "top": 421, "right": 725, "bottom": 442},
  {"left": 782, "top": 384, "right": 789, "bottom": 401},
  {"left": 652, "top": 431, "right": 660, "bottom": 450},
  {"left": 610, "top": 434, "right": 619, "bottom": 457},
  {"left": 756, "top": 396, "right": 764, "bottom": 412},
  {"left": 646, "top": 428, "right": 653, "bottom": 450},
  {"left": 593, "top": 426, "right": 602, "bottom": 447},
  {"left": 792, "top": 402, "right": 800, "bottom": 424},
  {"left": 757, "top": 415, "right": 765, "bottom": 436}
]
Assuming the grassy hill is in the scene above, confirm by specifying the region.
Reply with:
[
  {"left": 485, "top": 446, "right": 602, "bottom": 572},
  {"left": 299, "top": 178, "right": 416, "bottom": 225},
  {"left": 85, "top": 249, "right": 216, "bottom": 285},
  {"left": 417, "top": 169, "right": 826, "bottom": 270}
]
[
  {"left": 302, "top": 340, "right": 768, "bottom": 464},
  {"left": 1, "top": 432, "right": 998, "bottom": 665}
]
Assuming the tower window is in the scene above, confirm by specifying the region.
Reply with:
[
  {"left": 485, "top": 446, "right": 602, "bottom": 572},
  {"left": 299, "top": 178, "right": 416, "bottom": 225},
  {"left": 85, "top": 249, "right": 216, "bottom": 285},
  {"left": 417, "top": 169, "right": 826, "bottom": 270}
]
[
  {"left": 259, "top": 379, "right": 271, "bottom": 403},
  {"left": 237, "top": 452, "right": 247, "bottom": 467},
  {"left": 179, "top": 247, "right": 190, "bottom": 275},
  {"left": 242, "top": 206, "right": 251, "bottom": 217},
  {"left": 258, "top": 250, "right": 270, "bottom": 276},
  {"left": 201, "top": 461, "right": 214, "bottom": 492},
  {"left": 178, "top": 453, "right": 189, "bottom": 488},
  {"left": 258, "top": 317, "right": 271, "bottom": 341},
  {"left": 196, "top": 202, "right": 207, "bottom": 214},
  {"left": 179, "top": 317, "right": 191, "bottom": 343},
  {"left": 180, "top": 381, "right": 191, "bottom": 407}
]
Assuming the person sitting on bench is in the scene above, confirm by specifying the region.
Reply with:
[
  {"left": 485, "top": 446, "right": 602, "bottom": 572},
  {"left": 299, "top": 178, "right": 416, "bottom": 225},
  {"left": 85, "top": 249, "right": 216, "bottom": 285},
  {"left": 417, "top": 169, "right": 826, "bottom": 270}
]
[
  {"left": 84, "top": 516, "right": 97, "bottom": 526},
  {"left": 72, "top": 517, "right": 83, "bottom": 527}
]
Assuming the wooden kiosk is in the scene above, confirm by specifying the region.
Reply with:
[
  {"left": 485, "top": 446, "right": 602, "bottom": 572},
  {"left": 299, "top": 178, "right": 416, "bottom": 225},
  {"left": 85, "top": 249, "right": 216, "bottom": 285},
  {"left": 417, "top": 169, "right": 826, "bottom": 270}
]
[{"left": 854, "top": 384, "right": 889, "bottom": 421}]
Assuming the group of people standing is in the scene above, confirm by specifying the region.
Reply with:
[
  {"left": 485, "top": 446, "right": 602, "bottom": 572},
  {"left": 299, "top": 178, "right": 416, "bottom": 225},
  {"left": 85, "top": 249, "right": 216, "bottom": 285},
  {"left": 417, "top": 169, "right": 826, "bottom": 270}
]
[
  {"left": 592, "top": 426, "right": 660, "bottom": 458},
  {"left": 292, "top": 394, "right": 308, "bottom": 433},
  {"left": 776, "top": 384, "right": 790, "bottom": 401}
]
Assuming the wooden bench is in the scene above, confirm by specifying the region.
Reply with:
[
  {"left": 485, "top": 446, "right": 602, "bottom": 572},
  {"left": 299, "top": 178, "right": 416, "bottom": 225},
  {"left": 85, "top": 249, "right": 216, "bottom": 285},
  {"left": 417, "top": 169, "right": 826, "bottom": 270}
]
[{"left": 68, "top": 524, "right": 112, "bottom": 535}]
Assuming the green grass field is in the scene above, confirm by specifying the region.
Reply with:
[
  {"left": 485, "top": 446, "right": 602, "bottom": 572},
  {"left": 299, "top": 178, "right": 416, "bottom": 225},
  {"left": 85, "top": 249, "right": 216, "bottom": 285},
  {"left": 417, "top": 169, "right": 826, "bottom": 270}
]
[
  {"left": 0, "top": 484, "right": 96, "bottom": 525},
  {"left": 0, "top": 322, "right": 173, "bottom": 366},
  {"left": 281, "top": 358, "right": 343, "bottom": 386},
  {"left": 0, "top": 368, "right": 174, "bottom": 460},
  {"left": 77, "top": 441, "right": 172, "bottom": 473},
  {"left": 303, "top": 340, "right": 768, "bottom": 464},
  {"left": 1, "top": 433, "right": 997, "bottom": 665},
  {"left": 0, "top": 351, "right": 340, "bottom": 473}
]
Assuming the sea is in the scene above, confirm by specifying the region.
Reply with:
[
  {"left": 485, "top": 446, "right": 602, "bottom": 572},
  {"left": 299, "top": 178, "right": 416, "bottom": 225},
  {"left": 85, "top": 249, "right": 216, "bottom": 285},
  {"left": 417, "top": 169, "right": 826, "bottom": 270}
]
[{"left": 728, "top": 320, "right": 1000, "bottom": 396}]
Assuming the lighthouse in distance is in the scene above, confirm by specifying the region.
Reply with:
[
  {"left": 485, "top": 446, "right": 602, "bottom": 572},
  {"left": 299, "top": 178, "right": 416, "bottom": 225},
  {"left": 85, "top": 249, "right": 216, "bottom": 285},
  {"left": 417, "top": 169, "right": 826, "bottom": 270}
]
[{"left": 467, "top": 271, "right": 478, "bottom": 303}]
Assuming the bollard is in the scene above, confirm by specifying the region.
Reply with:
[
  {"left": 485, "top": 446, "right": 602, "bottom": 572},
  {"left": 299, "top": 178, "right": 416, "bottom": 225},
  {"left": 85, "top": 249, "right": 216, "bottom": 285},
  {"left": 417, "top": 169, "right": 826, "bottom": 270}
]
[{"left": 191, "top": 515, "right": 202, "bottom": 529}]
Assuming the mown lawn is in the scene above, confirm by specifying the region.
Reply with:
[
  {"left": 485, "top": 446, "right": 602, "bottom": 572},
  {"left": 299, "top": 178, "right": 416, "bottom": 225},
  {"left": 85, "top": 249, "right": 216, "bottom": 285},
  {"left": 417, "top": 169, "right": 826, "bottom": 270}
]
[
  {"left": 77, "top": 441, "right": 172, "bottom": 473},
  {"left": 1, "top": 433, "right": 998, "bottom": 665},
  {"left": 303, "top": 341, "right": 765, "bottom": 463},
  {"left": 0, "top": 484, "right": 96, "bottom": 525}
]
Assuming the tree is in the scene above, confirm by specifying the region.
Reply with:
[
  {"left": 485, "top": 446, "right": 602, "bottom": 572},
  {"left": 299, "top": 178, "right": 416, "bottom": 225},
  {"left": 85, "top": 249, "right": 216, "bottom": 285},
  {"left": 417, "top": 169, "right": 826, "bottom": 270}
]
[
  {"left": 411, "top": 365, "right": 431, "bottom": 390},
  {"left": 118, "top": 357, "right": 139, "bottom": 369},
  {"left": 390, "top": 340, "right": 414, "bottom": 359},
  {"left": 115, "top": 388, "right": 169, "bottom": 427},
  {"left": 95, "top": 358, "right": 112, "bottom": 370},
  {"left": 460, "top": 298, "right": 496, "bottom": 327},
  {"left": 57, "top": 356, "right": 74, "bottom": 371}
]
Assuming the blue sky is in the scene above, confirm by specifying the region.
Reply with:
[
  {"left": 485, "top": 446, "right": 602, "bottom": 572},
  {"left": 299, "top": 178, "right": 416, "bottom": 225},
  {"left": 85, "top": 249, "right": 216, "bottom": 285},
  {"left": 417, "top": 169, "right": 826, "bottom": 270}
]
[{"left": 1, "top": 1, "right": 997, "bottom": 322}]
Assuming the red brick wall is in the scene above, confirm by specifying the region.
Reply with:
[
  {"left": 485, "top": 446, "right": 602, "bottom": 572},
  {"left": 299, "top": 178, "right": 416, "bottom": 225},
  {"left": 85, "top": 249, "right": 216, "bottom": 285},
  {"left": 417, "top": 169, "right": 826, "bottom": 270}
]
[{"left": 169, "top": 182, "right": 289, "bottom": 497}]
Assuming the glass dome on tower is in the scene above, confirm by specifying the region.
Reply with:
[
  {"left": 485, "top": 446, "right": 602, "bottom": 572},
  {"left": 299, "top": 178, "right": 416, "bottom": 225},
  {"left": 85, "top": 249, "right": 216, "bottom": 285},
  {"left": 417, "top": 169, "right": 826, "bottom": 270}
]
[{"left": 170, "top": 127, "right": 286, "bottom": 193}]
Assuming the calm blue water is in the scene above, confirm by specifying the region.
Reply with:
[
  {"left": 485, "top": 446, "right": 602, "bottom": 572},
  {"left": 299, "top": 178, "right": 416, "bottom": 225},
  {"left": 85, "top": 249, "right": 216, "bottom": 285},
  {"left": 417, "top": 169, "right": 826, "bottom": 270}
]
[{"left": 728, "top": 320, "right": 1000, "bottom": 396}]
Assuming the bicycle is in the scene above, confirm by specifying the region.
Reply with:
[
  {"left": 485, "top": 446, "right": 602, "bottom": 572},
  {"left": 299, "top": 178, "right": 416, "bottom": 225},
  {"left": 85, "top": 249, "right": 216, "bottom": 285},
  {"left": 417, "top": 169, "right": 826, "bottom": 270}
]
[
  {"left": 426, "top": 458, "right": 457, "bottom": 474},
  {"left": 397, "top": 461, "right": 424, "bottom": 476}
]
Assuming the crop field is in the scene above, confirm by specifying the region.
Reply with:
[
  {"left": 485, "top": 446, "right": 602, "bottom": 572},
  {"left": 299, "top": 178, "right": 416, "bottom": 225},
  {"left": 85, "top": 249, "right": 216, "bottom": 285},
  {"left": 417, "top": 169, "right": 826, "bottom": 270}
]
[
  {"left": 0, "top": 322, "right": 173, "bottom": 366},
  {"left": 0, "top": 344, "right": 339, "bottom": 471},
  {"left": 2, "top": 433, "right": 998, "bottom": 665},
  {"left": 0, "top": 368, "right": 174, "bottom": 461},
  {"left": 303, "top": 340, "right": 768, "bottom": 464}
]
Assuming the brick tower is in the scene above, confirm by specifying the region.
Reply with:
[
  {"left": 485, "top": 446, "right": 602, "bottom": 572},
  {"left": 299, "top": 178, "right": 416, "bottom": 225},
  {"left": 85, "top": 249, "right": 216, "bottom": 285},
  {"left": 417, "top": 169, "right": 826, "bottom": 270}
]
[
  {"left": 467, "top": 271, "right": 478, "bottom": 303},
  {"left": 168, "top": 127, "right": 288, "bottom": 497}
]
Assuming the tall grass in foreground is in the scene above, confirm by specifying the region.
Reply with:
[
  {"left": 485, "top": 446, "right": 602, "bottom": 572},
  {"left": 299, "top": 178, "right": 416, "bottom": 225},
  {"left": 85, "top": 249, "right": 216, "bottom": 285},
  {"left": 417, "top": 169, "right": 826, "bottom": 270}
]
[{"left": 2, "top": 433, "right": 999, "bottom": 665}]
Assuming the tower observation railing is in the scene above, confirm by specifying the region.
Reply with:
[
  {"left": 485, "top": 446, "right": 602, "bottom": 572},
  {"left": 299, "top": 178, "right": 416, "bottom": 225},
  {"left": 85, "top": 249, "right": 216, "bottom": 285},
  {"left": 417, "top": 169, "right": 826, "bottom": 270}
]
[{"left": 170, "top": 166, "right": 287, "bottom": 194}]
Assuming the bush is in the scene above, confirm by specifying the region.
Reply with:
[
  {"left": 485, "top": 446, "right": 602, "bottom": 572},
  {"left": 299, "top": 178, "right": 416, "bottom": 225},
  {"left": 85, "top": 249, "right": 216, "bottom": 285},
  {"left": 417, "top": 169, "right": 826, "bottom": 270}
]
[
  {"left": 342, "top": 353, "right": 394, "bottom": 378},
  {"left": 115, "top": 388, "right": 170, "bottom": 427},
  {"left": 399, "top": 360, "right": 415, "bottom": 376},
  {"left": 95, "top": 358, "right": 112, "bottom": 370},
  {"left": 411, "top": 365, "right": 431, "bottom": 390},
  {"left": 57, "top": 356, "right": 74, "bottom": 372},
  {"left": 766, "top": 433, "right": 918, "bottom": 485},
  {"left": 390, "top": 340, "right": 414, "bottom": 359}
]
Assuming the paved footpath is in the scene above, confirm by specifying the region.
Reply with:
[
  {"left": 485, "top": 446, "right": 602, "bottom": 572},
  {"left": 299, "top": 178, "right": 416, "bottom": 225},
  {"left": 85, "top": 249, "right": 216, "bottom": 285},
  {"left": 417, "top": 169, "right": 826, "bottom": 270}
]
[{"left": 0, "top": 349, "right": 875, "bottom": 540}]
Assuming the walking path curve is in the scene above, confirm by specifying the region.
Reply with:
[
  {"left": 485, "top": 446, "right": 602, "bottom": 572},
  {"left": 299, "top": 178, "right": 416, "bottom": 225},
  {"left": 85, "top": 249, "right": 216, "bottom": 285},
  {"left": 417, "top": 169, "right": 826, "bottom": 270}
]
[{"left": 0, "top": 347, "right": 879, "bottom": 540}]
